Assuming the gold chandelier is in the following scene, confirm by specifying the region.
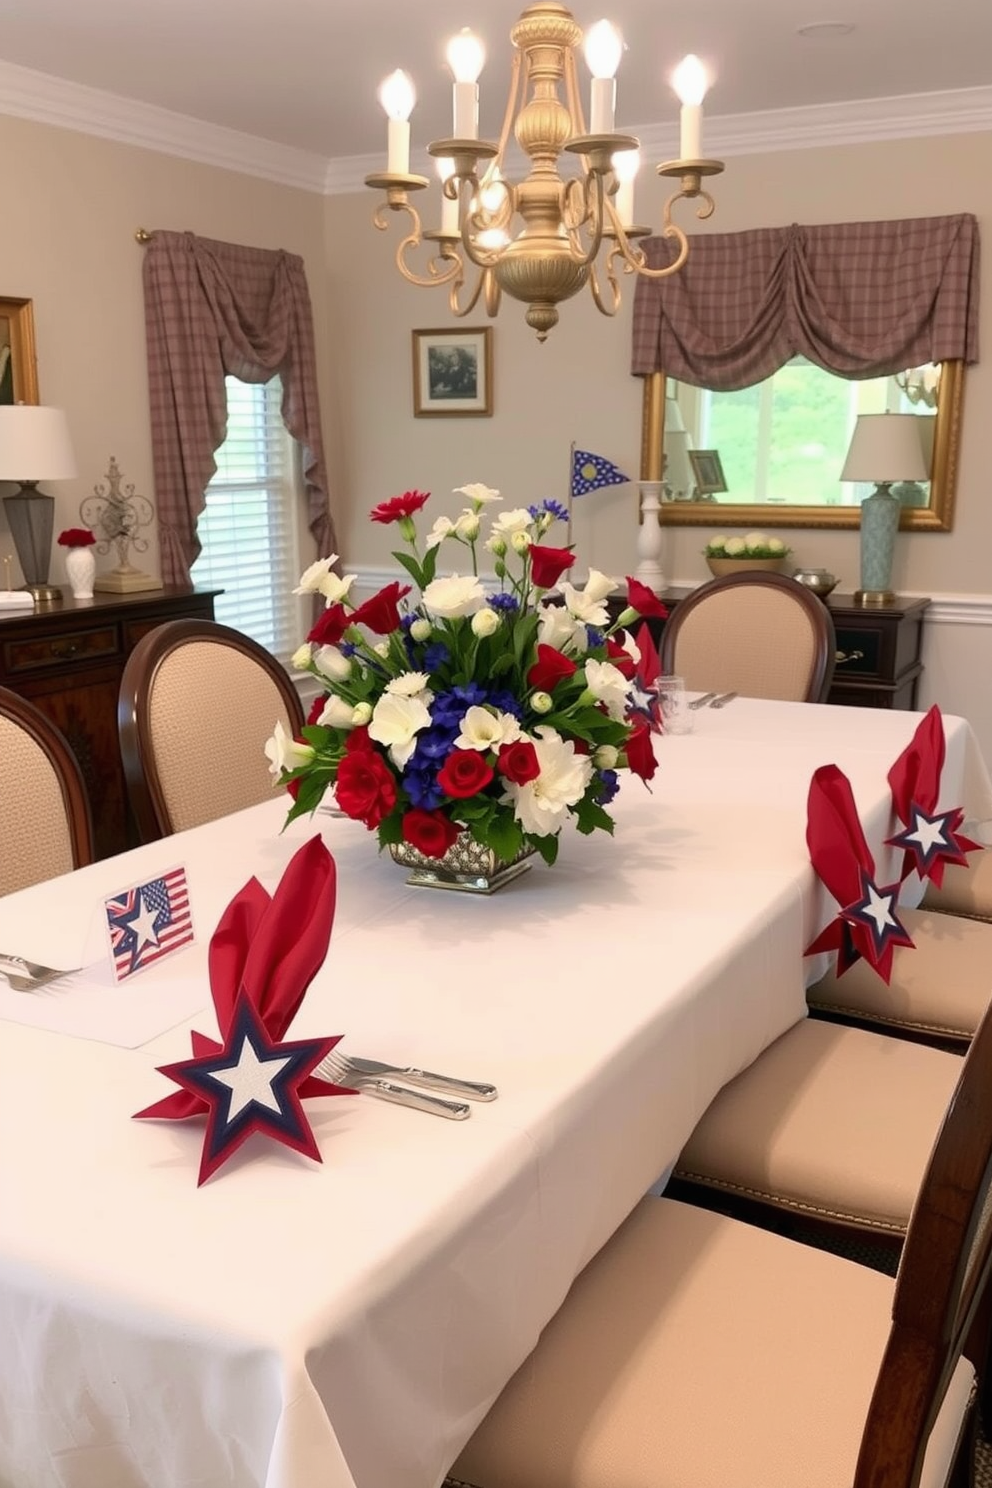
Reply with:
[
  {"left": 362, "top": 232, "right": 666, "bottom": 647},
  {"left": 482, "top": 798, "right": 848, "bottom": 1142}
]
[{"left": 365, "top": 1, "right": 723, "bottom": 341}]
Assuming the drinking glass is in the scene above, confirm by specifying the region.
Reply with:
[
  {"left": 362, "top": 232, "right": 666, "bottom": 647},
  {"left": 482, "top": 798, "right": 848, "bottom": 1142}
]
[{"left": 656, "top": 675, "right": 693, "bottom": 734}]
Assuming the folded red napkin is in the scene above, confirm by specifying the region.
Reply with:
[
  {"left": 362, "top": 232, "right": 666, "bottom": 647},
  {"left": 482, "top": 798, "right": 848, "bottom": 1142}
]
[
  {"left": 135, "top": 836, "right": 354, "bottom": 1184},
  {"left": 805, "top": 763, "right": 914, "bottom": 983},
  {"left": 885, "top": 704, "right": 980, "bottom": 887}
]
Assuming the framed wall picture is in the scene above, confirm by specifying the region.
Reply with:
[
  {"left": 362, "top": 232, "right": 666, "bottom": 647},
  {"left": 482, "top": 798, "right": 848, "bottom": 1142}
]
[
  {"left": 689, "top": 448, "right": 727, "bottom": 495},
  {"left": 412, "top": 327, "right": 493, "bottom": 417},
  {"left": 0, "top": 298, "right": 39, "bottom": 405}
]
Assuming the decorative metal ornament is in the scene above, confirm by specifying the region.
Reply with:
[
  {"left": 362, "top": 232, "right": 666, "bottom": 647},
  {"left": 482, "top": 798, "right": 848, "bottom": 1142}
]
[{"left": 80, "top": 457, "right": 160, "bottom": 592}]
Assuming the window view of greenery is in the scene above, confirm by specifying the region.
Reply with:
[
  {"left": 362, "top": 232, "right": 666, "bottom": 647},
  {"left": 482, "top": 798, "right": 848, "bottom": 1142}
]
[{"left": 679, "top": 360, "right": 934, "bottom": 508}]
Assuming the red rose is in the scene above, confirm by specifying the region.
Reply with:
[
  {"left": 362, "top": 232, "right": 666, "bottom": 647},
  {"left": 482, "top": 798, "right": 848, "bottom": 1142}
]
[
  {"left": 606, "top": 638, "right": 637, "bottom": 679},
  {"left": 402, "top": 808, "right": 462, "bottom": 859},
  {"left": 624, "top": 722, "right": 658, "bottom": 782},
  {"left": 335, "top": 748, "right": 398, "bottom": 828},
  {"left": 308, "top": 603, "right": 351, "bottom": 647},
  {"left": 350, "top": 581, "right": 411, "bottom": 635},
  {"left": 369, "top": 490, "right": 430, "bottom": 525},
  {"left": 529, "top": 544, "right": 575, "bottom": 589},
  {"left": 57, "top": 527, "right": 96, "bottom": 547},
  {"left": 497, "top": 740, "right": 540, "bottom": 785},
  {"left": 286, "top": 776, "right": 302, "bottom": 801},
  {"left": 306, "top": 695, "right": 327, "bottom": 726},
  {"left": 624, "top": 577, "right": 669, "bottom": 620},
  {"left": 436, "top": 749, "right": 494, "bottom": 799},
  {"left": 527, "top": 644, "right": 578, "bottom": 692}
]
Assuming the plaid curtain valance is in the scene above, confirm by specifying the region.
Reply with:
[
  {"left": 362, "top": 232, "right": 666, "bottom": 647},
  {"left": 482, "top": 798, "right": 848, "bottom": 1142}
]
[
  {"left": 143, "top": 231, "right": 336, "bottom": 585},
  {"left": 630, "top": 214, "right": 980, "bottom": 390}
]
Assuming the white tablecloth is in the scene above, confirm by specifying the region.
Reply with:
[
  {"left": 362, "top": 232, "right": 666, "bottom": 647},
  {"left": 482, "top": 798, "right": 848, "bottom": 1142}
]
[{"left": 1, "top": 700, "right": 989, "bottom": 1488}]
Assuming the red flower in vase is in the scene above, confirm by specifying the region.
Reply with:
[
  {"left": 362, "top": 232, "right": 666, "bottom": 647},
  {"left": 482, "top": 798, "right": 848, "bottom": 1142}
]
[{"left": 57, "top": 528, "right": 96, "bottom": 547}]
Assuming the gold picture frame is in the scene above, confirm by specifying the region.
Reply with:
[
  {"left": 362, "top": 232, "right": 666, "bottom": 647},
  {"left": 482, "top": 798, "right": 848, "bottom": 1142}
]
[
  {"left": 412, "top": 327, "right": 493, "bottom": 417},
  {"left": 0, "top": 298, "right": 39, "bottom": 405}
]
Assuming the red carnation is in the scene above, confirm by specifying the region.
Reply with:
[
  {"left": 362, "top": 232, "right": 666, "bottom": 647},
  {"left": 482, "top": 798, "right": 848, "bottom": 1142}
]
[
  {"left": 624, "top": 577, "right": 669, "bottom": 620},
  {"left": 402, "top": 809, "right": 462, "bottom": 859},
  {"left": 350, "top": 581, "right": 411, "bottom": 635},
  {"left": 334, "top": 748, "right": 397, "bottom": 828},
  {"left": 369, "top": 490, "right": 430, "bottom": 525},
  {"left": 57, "top": 528, "right": 96, "bottom": 547},
  {"left": 527, "top": 644, "right": 577, "bottom": 692},
  {"left": 625, "top": 722, "right": 658, "bottom": 782},
  {"left": 306, "top": 694, "right": 327, "bottom": 726},
  {"left": 308, "top": 603, "right": 351, "bottom": 647},
  {"left": 606, "top": 638, "right": 636, "bottom": 679},
  {"left": 529, "top": 544, "right": 575, "bottom": 589},
  {"left": 437, "top": 749, "right": 494, "bottom": 799},
  {"left": 345, "top": 725, "right": 374, "bottom": 753},
  {"left": 497, "top": 740, "right": 540, "bottom": 785}
]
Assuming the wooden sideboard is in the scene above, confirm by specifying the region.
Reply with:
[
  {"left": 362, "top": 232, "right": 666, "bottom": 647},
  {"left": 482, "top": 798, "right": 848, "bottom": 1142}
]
[
  {"left": 611, "top": 589, "right": 930, "bottom": 712},
  {"left": 0, "top": 587, "right": 219, "bottom": 860}
]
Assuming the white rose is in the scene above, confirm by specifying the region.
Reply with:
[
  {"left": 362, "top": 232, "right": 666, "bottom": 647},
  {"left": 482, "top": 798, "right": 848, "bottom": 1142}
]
[
  {"left": 538, "top": 603, "right": 581, "bottom": 652},
  {"left": 373, "top": 641, "right": 390, "bottom": 658},
  {"left": 724, "top": 537, "right": 746, "bottom": 556},
  {"left": 501, "top": 726, "right": 594, "bottom": 838},
  {"left": 583, "top": 658, "right": 631, "bottom": 721},
  {"left": 744, "top": 531, "right": 769, "bottom": 551},
  {"left": 511, "top": 530, "right": 531, "bottom": 554},
  {"left": 491, "top": 508, "right": 533, "bottom": 538},
  {"left": 386, "top": 671, "right": 432, "bottom": 698},
  {"left": 313, "top": 645, "right": 352, "bottom": 682},
  {"left": 290, "top": 643, "right": 312, "bottom": 671},
  {"left": 423, "top": 574, "right": 486, "bottom": 618},
  {"left": 708, "top": 536, "right": 728, "bottom": 553},
  {"left": 580, "top": 569, "right": 618, "bottom": 604},
  {"left": 368, "top": 692, "right": 432, "bottom": 769},
  {"left": 558, "top": 579, "right": 609, "bottom": 627},
  {"left": 531, "top": 691, "right": 553, "bottom": 714},
  {"left": 767, "top": 537, "right": 786, "bottom": 554},
  {"left": 293, "top": 555, "right": 340, "bottom": 594},
  {"left": 425, "top": 516, "right": 456, "bottom": 551},
  {"left": 264, "top": 719, "right": 314, "bottom": 777},
  {"left": 454, "top": 511, "right": 481, "bottom": 541},
  {"left": 455, "top": 706, "right": 523, "bottom": 752},
  {"left": 351, "top": 701, "right": 373, "bottom": 726},
  {"left": 410, "top": 617, "right": 432, "bottom": 642},
  {"left": 594, "top": 744, "right": 619, "bottom": 769},
  {"left": 317, "top": 695, "right": 358, "bottom": 730},
  {"left": 485, "top": 535, "right": 508, "bottom": 557},
  {"left": 454, "top": 483, "right": 501, "bottom": 506},
  {"left": 471, "top": 607, "right": 500, "bottom": 637}
]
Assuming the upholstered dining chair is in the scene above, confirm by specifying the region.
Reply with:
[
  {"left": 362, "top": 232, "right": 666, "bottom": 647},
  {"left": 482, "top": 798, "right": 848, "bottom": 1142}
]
[
  {"left": 118, "top": 619, "right": 305, "bottom": 842},
  {"left": 446, "top": 998, "right": 992, "bottom": 1488},
  {"left": 922, "top": 851, "right": 992, "bottom": 922},
  {"left": 659, "top": 570, "right": 836, "bottom": 702},
  {"left": 0, "top": 687, "right": 94, "bottom": 895}
]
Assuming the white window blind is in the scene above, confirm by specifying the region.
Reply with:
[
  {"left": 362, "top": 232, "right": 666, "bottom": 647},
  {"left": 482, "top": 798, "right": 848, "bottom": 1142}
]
[{"left": 191, "top": 376, "right": 301, "bottom": 664}]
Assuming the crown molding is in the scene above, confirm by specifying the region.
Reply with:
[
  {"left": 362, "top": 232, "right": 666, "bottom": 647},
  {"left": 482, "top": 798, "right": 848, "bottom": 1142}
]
[
  {"left": 0, "top": 54, "right": 989, "bottom": 197},
  {"left": 0, "top": 57, "right": 329, "bottom": 193}
]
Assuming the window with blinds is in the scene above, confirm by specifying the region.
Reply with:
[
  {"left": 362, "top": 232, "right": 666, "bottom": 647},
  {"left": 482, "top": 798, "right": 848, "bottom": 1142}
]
[{"left": 191, "top": 376, "right": 301, "bottom": 664}]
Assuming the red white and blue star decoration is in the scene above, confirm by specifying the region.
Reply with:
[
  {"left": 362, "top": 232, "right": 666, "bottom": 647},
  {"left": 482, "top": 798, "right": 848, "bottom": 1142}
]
[
  {"left": 626, "top": 622, "right": 662, "bottom": 731},
  {"left": 135, "top": 837, "right": 356, "bottom": 1184},
  {"left": 805, "top": 763, "right": 916, "bottom": 983},
  {"left": 885, "top": 706, "right": 981, "bottom": 886},
  {"left": 105, "top": 866, "right": 194, "bottom": 981}
]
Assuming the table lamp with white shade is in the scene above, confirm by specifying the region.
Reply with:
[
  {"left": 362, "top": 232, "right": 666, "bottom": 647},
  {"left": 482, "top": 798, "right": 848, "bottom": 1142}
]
[
  {"left": 0, "top": 406, "right": 79, "bottom": 603},
  {"left": 840, "top": 412, "right": 928, "bottom": 607}
]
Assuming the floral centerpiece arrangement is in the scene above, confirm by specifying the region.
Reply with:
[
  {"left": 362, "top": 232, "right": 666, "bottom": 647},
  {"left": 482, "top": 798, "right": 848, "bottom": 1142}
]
[
  {"left": 703, "top": 532, "right": 789, "bottom": 561},
  {"left": 266, "top": 485, "right": 665, "bottom": 873},
  {"left": 57, "top": 527, "right": 96, "bottom": 548}
]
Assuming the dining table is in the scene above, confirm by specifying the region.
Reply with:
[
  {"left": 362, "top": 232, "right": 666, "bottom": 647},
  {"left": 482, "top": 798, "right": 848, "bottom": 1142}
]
[{"left": 2, "top": 697, "right": 990, "bottom": 1488}]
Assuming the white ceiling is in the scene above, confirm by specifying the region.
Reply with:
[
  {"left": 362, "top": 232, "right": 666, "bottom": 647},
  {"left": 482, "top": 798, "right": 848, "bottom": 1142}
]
[{"left": 0, "top": 0, "right": 990, "bottom": 162}]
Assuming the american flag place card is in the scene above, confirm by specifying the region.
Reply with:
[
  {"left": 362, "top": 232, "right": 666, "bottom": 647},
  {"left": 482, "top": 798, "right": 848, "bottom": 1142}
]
[{"left": 105, "top": 866, "right": 195, "bottom": 983}]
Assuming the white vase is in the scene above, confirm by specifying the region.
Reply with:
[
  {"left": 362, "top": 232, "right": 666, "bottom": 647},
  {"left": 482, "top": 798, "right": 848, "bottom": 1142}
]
[{"left": 64, "top": 545, "right": 96, "bottom": 599}]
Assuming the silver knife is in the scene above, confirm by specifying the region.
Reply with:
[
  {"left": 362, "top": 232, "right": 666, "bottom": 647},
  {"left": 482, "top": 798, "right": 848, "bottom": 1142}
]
[
  {"left": 710, "top": 691, "right": 738, "bottom": 708},
  {"left": 688, "top": 692, "right": 716, "bottom": 710},
  {"left": 348, "top": 1055, "right": 498, "bottom": 1102},
  {"left": 362, "top": 1079, "right": 471, "bottom": 1120}
]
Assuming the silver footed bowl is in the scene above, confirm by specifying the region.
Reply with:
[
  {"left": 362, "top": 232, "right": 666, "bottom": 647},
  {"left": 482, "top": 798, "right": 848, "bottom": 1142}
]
[{"left": 791, "top": 567, "right": 838, "bottom": 599}]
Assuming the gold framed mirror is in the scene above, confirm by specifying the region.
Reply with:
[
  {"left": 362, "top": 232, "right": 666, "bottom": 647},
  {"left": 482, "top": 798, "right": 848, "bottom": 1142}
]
[
  {"left": 639, "top": 360, "right": 964, "bottom": 531},
  {"left": 0, "top": 298, "right": 39, "bottom": 406}
]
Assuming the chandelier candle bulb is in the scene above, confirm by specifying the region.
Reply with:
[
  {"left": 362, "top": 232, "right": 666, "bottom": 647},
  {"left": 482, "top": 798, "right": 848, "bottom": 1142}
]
[
  {"left": 379, "top": 70, "right": 415, "bottom": 173},
  {"left": 613, "top": 148, "right": 639, "bottom": 228},
  {"left": 585, "top": 20, "right": 622, "bottom": 133},
  {"left": 447, "top": 29, "right": 485, "bottom": 138},
  {"left": 672, "top": 54, "right": 708, "bottom": 158}
]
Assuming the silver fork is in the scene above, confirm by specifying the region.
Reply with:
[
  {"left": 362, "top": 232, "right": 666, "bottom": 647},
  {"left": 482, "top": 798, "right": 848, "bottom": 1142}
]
[
  {"left": 0, "top": 954, "right": 80, "bottom": 983},
  {"left": 319, "top": 1049, "right": 471, "bottom": 1120}
]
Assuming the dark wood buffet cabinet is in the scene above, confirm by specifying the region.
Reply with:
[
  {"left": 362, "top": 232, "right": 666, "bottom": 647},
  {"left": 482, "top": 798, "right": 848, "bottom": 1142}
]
[{"left": 0, "top": 587, "right": 219, "bottom": 860}]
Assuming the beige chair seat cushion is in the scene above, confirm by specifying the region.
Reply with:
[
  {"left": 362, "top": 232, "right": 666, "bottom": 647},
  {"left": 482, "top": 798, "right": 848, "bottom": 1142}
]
[
  {"left": 450, "top": 1197, "right": 973, "bottom": 1488},
  {"left": 808, "top": 906, "right": 992, "bottom": 1039},
  {"left": 676, "top": 1017, "right": 962, "bottom": 1232},
  {"left": 923, "top": 850, "right": 992, "bottom": 922}
]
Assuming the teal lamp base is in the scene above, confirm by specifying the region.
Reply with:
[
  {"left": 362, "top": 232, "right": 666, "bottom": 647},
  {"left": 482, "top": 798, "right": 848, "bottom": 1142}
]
[{"left": 855, "top": 483, "right": 900, "bottom": 607}]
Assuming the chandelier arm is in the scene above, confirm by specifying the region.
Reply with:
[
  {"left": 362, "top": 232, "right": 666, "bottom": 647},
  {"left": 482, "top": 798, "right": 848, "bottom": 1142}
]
[
  {"left": 623, "top": 220, "right": 691, "bottom": 280},
  {"left": 568, "top": 170, "right": 607, "bottom": 269},
  {"left": 666, "top": 185, "right": 717, "bottom": 227},
  {"left": 373, "top": 200, "right": 465, "bottom": 289},
  {"left": 484, "top": 268, "right": 501, "bottom": 318},
  {"left": 448, "top": 263, "right": 487, "bottom": 317},
  {"left": 588, "top": 259, "right": 622, "bottom": 319}
]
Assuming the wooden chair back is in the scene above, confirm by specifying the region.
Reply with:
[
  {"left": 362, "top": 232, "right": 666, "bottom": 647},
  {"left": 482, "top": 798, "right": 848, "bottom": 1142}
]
[
  {"left": 118, "top": 619, "right": 304, "bottom": 842},
  {"left": 0, "top": 686, "right": 94, "bottom": 894},
  {"left": 660, "top": 571, "right": 836, "bottom": 702}
]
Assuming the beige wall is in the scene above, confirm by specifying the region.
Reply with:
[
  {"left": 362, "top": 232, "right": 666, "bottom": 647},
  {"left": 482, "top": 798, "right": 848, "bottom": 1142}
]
[
  {"left": 327, "top": 130, "right": 992, "bottom": 602},
  {"left": 0, "top": 111, "right": 330, "bottom": 586}
]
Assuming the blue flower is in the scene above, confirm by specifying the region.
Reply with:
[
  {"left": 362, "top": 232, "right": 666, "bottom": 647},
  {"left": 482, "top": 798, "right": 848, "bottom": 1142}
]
[
  {"left": 489, "top": 592, "right": 519, "bottom": 614},
  {"left": 423, "top": 643, "right": 450, "bottom": 670},
  {"left": 585, "top": 627, "right": 605, "bottom": 649},
  {"left": 596, "top": 769, "right": 620, "bottom": 805},
  {"left": 528, "top": 499, "right": 569, "bottom": 524}
]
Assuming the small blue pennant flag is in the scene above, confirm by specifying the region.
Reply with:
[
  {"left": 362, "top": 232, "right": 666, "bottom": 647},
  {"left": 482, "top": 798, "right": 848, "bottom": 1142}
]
[{"left": 570, "top": 448, "right": 632, "bottom": 498}]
